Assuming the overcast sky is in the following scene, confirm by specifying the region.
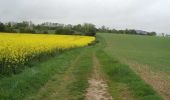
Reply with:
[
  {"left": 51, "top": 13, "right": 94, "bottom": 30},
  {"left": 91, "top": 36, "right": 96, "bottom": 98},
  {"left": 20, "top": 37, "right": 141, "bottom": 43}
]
[{"left": 0, "top": 0, "right": 170, "bottom": 34}]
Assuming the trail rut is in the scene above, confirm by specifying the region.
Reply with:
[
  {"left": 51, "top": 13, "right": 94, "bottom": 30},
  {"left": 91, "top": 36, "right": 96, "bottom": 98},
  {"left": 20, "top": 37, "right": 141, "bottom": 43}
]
[{"left": 85, "top": 54, "right": 113, "bottom": 100}]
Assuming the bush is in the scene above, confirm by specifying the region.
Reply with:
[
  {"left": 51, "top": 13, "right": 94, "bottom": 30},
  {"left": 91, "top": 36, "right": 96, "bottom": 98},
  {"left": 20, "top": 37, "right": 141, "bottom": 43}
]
[
  {"left": 43, "top": 30, "right": 48, "bottom": 34},
  {"left": 20, "top": 28, "right": 36, "bottom": 33},
  {"left": 55, "top": 28, "right": 74, "bottom": 35}
]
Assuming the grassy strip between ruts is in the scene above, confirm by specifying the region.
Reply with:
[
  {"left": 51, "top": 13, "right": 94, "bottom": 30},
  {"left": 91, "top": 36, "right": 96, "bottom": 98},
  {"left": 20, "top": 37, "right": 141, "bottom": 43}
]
[
  {"left": 64, "top": 47, "right": 93, "bottom": 99},
  {"left": 32, "top": 45, "right": 93, "bottom": 100},
  {"left": 96, "top": 49, "right": 163, "bottom": 100},
  {"left": 0, "top": 47, "right": 89, "bottom": 100}
]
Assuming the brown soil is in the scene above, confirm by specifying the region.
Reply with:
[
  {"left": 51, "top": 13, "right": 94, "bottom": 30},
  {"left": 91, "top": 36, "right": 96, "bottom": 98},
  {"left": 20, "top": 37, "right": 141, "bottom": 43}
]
[
  {"left": 85, "top": 54, "right": 113, "bottom": 100},
  {"left": 124, "top": 60, "right": 170, "bottom": 100}
]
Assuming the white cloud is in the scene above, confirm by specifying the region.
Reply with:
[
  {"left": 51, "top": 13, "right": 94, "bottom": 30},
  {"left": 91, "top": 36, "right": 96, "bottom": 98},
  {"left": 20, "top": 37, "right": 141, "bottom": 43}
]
[{"left": 0, "top": 0, "right": 170, "bottom": 34}]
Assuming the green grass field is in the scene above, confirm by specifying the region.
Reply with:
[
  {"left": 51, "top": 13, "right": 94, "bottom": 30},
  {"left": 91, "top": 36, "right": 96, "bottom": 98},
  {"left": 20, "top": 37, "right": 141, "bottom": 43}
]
[
  {"left": 1, "top": 33, "right": 169, "bottom": 100},
  {"left": 99, "top": 33, "right": 170, "bottom": 99},
  {"left": 101, "top": 33, "right": 170, "bottom": 73}
]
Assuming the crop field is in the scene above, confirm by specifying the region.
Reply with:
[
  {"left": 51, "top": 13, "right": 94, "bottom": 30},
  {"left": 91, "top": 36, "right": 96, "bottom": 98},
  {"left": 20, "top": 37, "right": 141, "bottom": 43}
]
[
  {"left": 0, "top": 33, "right": 169, "bottom": 100},
  {"left": 100, "top": 33, "right": 170, "bottom": 99},
  {"left": 0, "top": 33, "right": 95, "bottom": 75}
]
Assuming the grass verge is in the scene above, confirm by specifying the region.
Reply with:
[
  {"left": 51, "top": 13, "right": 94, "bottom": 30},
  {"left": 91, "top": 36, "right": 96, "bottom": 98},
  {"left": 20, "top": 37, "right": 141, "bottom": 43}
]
[{"left": 0, "top": 48, "right": 83, "bottom": 100}]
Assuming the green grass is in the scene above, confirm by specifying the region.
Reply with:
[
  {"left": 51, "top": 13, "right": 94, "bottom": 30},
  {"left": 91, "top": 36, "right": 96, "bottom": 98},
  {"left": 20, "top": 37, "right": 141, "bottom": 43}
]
[
  {"left": 100, "top": 33, "right": 170, "bottom": 73},
  {"left": 0, "top": 47, "right": 86, "bottom": 100},
  {"left": 95, "top": 34, "right": 163, "bottom": 100},
  {"left": 97, "top": 49, "right": 163, "bottom": 100},
  {"left": 32, "top": 46, "right": 94, "bottom": 100},
  {"left": 0, "top": 33, "right": 164, "bottom": 100},
  {"left": 98, "top": 33, "right": 170, "bottom": 99}
]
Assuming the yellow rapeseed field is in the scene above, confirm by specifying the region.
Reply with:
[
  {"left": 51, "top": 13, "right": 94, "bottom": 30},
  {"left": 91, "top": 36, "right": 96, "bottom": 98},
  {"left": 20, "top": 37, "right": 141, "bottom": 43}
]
[{"left": 0, "top": 33, "right": 95, "bottom": 74}]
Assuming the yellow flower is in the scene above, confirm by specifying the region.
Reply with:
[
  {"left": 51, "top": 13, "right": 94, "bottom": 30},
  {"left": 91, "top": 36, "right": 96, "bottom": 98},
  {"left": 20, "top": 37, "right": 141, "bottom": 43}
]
[{"left": 0, "top": 33, "right": 95, "bottom": 73}]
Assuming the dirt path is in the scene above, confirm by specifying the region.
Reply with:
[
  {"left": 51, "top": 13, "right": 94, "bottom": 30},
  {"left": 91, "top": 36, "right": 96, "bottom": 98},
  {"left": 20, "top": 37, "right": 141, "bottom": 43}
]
[{"left": 85, "top": 54, "right": 113, "bottom": 100}]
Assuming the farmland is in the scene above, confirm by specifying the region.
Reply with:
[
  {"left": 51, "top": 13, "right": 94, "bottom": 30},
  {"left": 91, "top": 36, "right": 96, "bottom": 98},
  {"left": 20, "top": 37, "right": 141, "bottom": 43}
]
[
  {"left": 100, "top": 33, "right": 170, "bottom": 100},
  {"left": 0, "top": 33, "right": 169, "bottom": 100},
  {"left": 0, "top": 33, "right": 95, "bottom": 75}
]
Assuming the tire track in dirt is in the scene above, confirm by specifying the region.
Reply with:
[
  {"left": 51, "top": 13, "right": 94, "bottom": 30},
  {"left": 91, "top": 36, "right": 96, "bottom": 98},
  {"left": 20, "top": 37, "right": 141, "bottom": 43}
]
[{"left": 85, "top": 54, "right": 113, "bottom": 100}]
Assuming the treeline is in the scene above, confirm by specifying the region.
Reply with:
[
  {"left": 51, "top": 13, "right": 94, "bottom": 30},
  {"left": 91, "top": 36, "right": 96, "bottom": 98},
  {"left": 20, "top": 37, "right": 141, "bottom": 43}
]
[
  {"left": 0, "top": 21, "right": 157, "bottom": 36},
  {"left": 97, "top": 25, "right": 157, "bottom": 36},
  {"left": 0, "top": 21, "right": 96, "bottom": 36}
]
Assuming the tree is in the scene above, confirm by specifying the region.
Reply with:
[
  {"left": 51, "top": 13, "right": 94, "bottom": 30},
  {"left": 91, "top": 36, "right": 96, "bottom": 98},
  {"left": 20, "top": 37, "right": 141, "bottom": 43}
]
[
  {"left": 82, "top": 23, "right": 96, "bottom": 36},
  {"left": 73, "top": 24, "right": 82, "bottom": 32},
  {"left": 101, "top": 25, "right": 107, "bottom": 32},
  {"left": 148, "top": 32, "right": 156, "bottom": 36},
  {"left": 43, "top": 30, "right": 48, "bottom": 34},
  {"left": 55, "top": 28, "right": 64, "bottom": 34},
  {"left": 0, "top": 22, "right": 5, "bottom": 32}
]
